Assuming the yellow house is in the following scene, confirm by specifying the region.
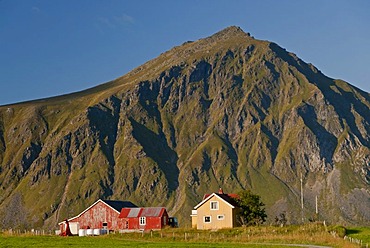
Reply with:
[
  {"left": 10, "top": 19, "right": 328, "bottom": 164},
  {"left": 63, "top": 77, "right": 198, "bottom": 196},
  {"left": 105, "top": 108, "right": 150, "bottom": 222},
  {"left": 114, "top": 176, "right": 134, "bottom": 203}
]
[{"left": 191, "top": 189, "right": 240, "bottom": 229}]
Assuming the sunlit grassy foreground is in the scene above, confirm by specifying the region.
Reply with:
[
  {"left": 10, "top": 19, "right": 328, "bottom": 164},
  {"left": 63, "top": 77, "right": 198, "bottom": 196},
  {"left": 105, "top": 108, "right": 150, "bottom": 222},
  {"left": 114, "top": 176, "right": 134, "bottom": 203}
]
[{"left": 1, "top": 224, "right": 367, "bottom": 248}]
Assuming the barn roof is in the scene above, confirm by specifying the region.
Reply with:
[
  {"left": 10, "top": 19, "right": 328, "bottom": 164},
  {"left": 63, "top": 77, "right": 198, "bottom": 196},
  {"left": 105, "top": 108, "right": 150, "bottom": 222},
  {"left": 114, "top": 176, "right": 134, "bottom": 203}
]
[
  {"left": 102, "top": 200, "right": 137, "bottom": 212},
  {"left": 141, "top": 207, "right": 165, "bottom": 217},
  {"left": 119, "top": 207, "right": 141, "bottom": 218},
  {"left": 59, "top": 199, "right": 137, "bottom": 224},
  {"left": 119, "top": 207, "right": 166, "bottom": 218}
]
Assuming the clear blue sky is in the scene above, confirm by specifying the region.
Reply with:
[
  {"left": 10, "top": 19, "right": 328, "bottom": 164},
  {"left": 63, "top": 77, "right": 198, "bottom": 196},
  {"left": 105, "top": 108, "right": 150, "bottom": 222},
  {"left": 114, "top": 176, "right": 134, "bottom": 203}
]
[{"left": 1, "top": 1, "right": 369, "bottom": 106}]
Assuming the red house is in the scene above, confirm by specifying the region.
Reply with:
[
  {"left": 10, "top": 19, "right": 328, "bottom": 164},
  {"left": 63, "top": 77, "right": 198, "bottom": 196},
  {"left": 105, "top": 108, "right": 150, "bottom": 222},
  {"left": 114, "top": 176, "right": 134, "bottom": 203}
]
[
  {"left": 118, "top": 207, "right": 169, "bottom": 231},
  {"left": 59, "top": 199, "right": 137, "bottom": 234}
]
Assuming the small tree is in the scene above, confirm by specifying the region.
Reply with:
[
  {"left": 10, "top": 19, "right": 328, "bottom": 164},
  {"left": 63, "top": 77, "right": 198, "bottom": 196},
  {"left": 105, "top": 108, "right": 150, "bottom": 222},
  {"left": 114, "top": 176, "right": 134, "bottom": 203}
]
[
  {"left": 235, "top": 190, "right": 267, "bottom": 226},
  {"left": 274, "top": 212, "right": 287, "bottom": 227}
]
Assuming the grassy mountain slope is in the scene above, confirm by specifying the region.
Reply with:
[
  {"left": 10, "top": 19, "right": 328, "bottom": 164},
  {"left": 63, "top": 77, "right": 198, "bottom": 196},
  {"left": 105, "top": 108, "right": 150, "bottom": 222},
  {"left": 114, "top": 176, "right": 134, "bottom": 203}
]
[{"left": 0, "top": 26, "right": 369, "bottom": 228}]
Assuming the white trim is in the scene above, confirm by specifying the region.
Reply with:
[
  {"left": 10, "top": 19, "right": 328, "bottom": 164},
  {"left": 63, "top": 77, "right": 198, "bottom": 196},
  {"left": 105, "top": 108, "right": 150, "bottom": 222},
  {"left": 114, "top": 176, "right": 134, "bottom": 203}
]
[
  {"left": 210, "top": 201, "right": 219, "bottom": 210},
  {"left": 139, "top": 216, "right": 146, "bottom": 225},
  {"left": 58, "top": 199, "right": 121, "bottom": 225},
  {"left": 204, "top": 216, "right": 211, "bottom": 223},
  {"left": 194, "top": 193, "right": 235, "bottom": 210}
]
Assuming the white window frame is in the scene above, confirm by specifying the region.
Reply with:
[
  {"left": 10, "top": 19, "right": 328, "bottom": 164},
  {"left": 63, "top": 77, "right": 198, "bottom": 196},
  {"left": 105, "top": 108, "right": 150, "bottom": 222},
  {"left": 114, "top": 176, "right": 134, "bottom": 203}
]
[
  {"left": 204, "top": 216, "right": 211, "bottom": 223},
  {"left": 139, "top": 217, "right": 146, "bottom": 225},
  {"left": 210, "top": 201, "right": 219, "bottom": 210},
  {"left": 217, "top": 215, "right": 224, "bottom": 220}
]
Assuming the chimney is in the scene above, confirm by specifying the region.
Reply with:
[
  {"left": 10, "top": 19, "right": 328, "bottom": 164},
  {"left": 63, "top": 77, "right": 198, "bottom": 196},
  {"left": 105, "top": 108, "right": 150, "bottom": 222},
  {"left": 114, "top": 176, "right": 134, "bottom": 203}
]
[{"left": 218, "top": 188, "right": 224, "bottom": 194}]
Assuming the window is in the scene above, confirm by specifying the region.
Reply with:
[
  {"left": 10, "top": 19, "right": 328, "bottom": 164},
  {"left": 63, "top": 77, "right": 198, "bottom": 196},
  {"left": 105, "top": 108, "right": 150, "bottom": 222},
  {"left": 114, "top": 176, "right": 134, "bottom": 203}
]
[
  {"left": 210, "top": 201, "right": 219, "bottom": 210},
  {"left": 102, "top": 222, "right": 108, "bottom": 229},
  {"left": 204, "top": 216, "right": 211, "bottom": 223},
  {"left": 139, "top": 217, "right": 146, "bottom": 225},
  {"left": 217, "top": 215, "right": 224, "bottom": 220}
]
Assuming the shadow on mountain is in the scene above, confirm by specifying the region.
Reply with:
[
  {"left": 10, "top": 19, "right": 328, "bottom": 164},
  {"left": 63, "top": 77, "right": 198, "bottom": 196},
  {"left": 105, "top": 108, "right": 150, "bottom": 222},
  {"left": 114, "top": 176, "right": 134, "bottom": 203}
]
[
  {"left": 129, "top": 118, "right": 179, "bottom": 192},
  {"left": 260, "top": 124, "right": 279, "bottom": 165},
  {"left": 270, "top": 43, "right": 369, "bottom": 148}
]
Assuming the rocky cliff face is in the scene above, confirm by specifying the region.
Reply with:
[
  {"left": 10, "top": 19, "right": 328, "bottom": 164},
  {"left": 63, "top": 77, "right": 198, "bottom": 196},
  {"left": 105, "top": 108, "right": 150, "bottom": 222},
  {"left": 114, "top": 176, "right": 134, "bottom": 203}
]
[{"left": 0, "top": 26, "right": 369, "bottom": 228}]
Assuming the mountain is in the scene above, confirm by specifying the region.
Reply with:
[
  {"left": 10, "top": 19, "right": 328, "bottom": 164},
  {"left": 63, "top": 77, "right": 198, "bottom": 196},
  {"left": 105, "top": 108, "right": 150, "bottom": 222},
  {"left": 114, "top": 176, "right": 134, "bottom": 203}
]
[{"left": 0, "top": 26, "right": 369, "bottom": 229}]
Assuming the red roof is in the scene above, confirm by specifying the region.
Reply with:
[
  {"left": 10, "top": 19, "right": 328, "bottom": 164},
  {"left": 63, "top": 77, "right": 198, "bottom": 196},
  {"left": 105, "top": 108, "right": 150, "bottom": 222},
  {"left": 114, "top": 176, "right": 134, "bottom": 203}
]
[
  {"left": 119, "top": 207, "right": 166, "bottom": 218},
  {"left": 119, "top": 208, "right": 132, "bottom": 218}
]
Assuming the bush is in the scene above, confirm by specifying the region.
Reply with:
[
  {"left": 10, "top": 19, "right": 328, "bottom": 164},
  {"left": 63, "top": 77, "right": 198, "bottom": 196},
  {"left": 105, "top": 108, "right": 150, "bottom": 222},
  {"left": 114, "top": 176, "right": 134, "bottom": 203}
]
[
  {"left": 328, "top": 225, "right": 346, "bottom": 238},
  {"left": 235, "top": 190, "right": 267, "bottom": 226}
]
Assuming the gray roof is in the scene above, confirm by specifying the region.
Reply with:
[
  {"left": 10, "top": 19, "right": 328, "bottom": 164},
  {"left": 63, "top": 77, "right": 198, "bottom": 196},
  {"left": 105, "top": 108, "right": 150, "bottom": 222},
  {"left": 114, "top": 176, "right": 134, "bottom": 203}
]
[
  {"left": 141, "top": 207, "right": 164, "bottom": 217},
  {"left": 127, "top": 208, "right": 141, "bottom": 217}
]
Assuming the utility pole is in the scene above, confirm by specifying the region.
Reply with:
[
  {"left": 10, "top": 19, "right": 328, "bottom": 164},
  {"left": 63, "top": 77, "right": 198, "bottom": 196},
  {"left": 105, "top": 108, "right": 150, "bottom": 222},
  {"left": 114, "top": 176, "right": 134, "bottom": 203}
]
[
  {"left": 300, "top": 173, "right": 304, "bottom": 223},
  {"left": 315, "top": 195, "right": 318, "bottom": 220}
]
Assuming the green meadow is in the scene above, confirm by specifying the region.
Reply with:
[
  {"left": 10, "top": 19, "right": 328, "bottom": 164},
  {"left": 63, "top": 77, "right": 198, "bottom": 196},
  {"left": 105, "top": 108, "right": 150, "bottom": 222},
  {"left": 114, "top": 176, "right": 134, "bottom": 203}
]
[
  {"left": 1, "top": 224, "right": 369, "bottom": 248},
  {"left": 346, "top": 226, "right": 370, "bottom": 244},
  {"left": 0, "top": 236, "right": 295, "bottom": 248}
]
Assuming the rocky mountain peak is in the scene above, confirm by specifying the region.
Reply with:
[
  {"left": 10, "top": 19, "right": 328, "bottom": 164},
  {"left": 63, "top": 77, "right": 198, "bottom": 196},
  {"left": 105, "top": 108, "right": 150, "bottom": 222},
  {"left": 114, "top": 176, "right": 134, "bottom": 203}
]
[
  {"left": 0, "top": 27, "right": 369, "bottom": 229},
  {"left": 199, "top": 26, "right": 253, "bottom": 47},
  {"left": 212, "top": 26, "right": 250, "bottom": 38}
]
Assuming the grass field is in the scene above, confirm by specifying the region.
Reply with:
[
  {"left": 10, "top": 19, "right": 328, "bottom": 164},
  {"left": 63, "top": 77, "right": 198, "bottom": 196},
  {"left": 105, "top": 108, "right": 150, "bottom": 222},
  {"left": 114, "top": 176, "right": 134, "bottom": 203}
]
[
  {"left": 346, "top": 226, "right": 370, "bottom": 244},
  {"left": 0, "top": 224, "right": 368, "bottom": 248},
  {"left": 0, "top": 236, "right": 299, "bottom": 248}
]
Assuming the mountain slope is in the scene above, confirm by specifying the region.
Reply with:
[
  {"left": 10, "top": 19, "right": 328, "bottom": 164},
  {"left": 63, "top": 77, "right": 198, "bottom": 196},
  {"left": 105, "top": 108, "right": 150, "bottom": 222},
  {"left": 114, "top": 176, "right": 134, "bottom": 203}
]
[{"left": 0, "top": 26, "right": 369, "bottom": 228}]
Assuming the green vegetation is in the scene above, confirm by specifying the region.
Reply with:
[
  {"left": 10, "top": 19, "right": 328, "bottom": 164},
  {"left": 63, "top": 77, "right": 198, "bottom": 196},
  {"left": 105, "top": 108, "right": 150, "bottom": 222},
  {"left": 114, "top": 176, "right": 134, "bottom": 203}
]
[
  {"left": 0, "top": 26, "right": 369, "bottom": 230},
  {"left": 327, "top": 225, "right": 346, "bottom": 238},
  {"left": 0, "top": 224, "right": 363, "bottom": 248},
  {"left": 0, "top": 236, "right": 289, "bottom": 248},
  {"left": 236, "top": 190, "right": 267, "bottom": 225},
  {"left": 346, "top": 226, "right": 370, "bottom": 244},
  {"left": 336, "top": 162, "right": 363, "bottom": 194}
]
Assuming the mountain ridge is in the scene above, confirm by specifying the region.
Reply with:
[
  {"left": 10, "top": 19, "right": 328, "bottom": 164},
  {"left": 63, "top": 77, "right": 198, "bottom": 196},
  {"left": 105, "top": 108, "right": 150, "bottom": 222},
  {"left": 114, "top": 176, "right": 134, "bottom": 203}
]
[
  {"left": 0, "top": 26, "right": 369, "bottom": 229},
  {"left": 0, "top": 26, "right": 256, "bottom": 108}
]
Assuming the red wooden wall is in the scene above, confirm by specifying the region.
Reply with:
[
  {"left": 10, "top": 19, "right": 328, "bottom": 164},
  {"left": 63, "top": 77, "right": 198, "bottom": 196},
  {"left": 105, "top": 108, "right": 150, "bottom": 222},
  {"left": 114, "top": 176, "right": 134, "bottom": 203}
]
[
  {"left": 68, "top": 201, "right": 122, "bottom": 230},
  {"left": 121, "top": 210, "right": 169, "bottom": 230}
]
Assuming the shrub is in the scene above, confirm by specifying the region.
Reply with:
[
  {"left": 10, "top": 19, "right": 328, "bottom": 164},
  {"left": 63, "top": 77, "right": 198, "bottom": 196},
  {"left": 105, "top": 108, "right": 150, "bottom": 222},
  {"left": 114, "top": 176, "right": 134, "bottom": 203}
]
[{"left": 328, "top": 225, "right": 346, "bottom": 238}]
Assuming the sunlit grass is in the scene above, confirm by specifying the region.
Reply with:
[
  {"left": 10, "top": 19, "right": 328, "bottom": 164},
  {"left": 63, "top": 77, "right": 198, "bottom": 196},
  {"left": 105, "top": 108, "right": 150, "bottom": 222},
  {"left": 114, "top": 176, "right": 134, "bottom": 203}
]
[{"left": 0, "top": 224, "right": 362, "bottom": 248}]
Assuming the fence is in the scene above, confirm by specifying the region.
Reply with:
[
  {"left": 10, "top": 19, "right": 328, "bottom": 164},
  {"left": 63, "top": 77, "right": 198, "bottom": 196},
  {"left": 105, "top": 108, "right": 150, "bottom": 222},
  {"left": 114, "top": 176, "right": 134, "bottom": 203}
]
[
  {"left": 1, "top": 229, "right": 54, "bottom": 236},
  {"left": 1, "top": 227, "right": 368, "bottom": 247},
  {"left": 344, "top": 235, "right": 368, "bottom": 248}
]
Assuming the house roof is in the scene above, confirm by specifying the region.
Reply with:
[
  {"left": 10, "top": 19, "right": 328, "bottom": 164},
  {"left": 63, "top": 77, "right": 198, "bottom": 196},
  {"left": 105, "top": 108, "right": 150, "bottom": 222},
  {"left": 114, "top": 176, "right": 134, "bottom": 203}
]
[
  {"left": 119, "top": 207, "right": 166, "bottom": 218},
  {"left": 203, "top": 193, "right": 239, "bottom": 201},
  {"left": 194, "top": 193, "right": 239, "bottom": 210},
  {"left": 59, "top": 199, "right": 137, "bottom": 224},
  {"left": 141, "top": 207, "right": 165, "bottom": 217}
]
